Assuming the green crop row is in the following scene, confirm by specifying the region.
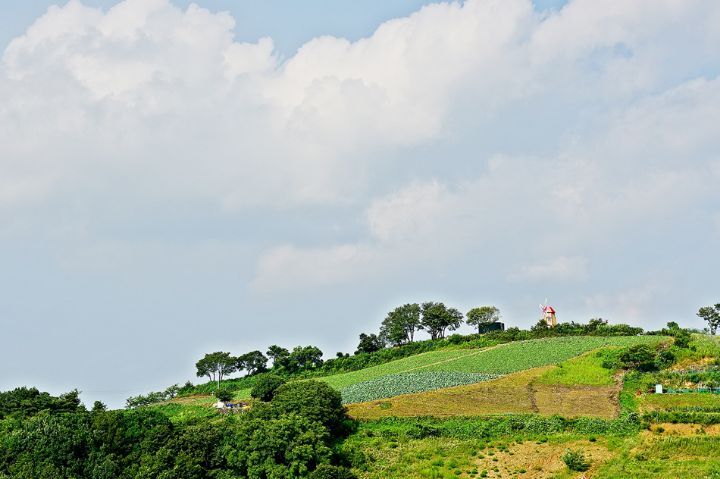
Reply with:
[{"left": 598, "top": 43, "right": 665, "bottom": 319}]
[{"left": 340, "top": 372, "right": 499, "bottom": 404}]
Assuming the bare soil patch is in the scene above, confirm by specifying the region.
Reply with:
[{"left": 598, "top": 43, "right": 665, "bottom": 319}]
[{"left": 474, "top": 440, "right": 612, "bottom": 479}]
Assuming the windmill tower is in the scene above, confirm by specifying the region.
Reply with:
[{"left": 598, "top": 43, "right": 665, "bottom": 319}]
[{"left": 539, "top": 300, "right": 557, "bottom": 327}]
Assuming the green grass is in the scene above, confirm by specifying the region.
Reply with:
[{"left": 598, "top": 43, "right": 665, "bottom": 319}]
[
  {"left": 321, "top": 336, "right": 664, "bottom": 390},
  {"left": 536, "top": 348, "right": 617, "bottom": 386}
]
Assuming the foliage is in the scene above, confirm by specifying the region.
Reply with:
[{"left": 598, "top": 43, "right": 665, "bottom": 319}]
[
  {"left": 195, "top": 351, "right": 237, "bottom": 386},
  {"left": 561, "top": 448, "right": 590, "bottom": 471},
  {"left": 340, "top": 372, "right": 498, "bottom": 404},
  {"left": 421, "top": 302, "right": 464, "bottom": 340},
  {"left": 698, "top": 304, "right": 720, "bottom": 335},
  {"left": 309, "top": 464, "right": 357, "bottom": 479},
  {"left": 126, "top": 384, "right": 183, "bottom": 409},
  {"left": 250, "top": 374, "right": 287, "bottom": 402},
  {"left": 465, "top": 306, "right": 500, "bottom": 333},
  {"left": 272, "top": 381, "right": 350, "bottom": 436},
  {"left": 225, "top": 414, "right": 334, "bottom": 479},
  {"left": 237, "top": 350, "right": 269, "bottom": 376},
  {"left": 215, "top": 389, "right": 234, "bottom": 402},
  {"left": 380, "top": 303, "right": 423, "bottom": 346},
  {"left": 355, "top": 333, "right": 384, "bottom": 354},
  {"left": 0, "top": 387, "right": 83, "bottom": 420},
  {"left": 602, "top": 342, "right": 675, "bottom": 372}
]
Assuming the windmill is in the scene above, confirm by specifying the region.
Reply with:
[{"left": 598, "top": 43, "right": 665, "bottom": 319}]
[{"left": 539, "top": 299, "right": 557, "bottom": 327}]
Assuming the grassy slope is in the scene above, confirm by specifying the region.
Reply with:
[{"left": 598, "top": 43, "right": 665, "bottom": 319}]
[
  {"left": 324, "top": 336, "right": 663, "bottom": 390},
  {"left": 348, "top": 424, "right": 720, "bottom": 479}
]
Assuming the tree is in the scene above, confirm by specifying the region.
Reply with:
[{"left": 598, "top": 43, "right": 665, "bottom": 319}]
[
  {"left": 380, "top": 303, "right": 423, "bottom": 345},
  {"left": 420, "top": 302, "right": 464, "bottom": 340},
  {"left": 250, "top": 374, "right": 287, "bottom": 402},
  {"left": 698, "top": 305, "right": 720, "bottom": 335},
  {"left": 226, "top": 414, "right": 333, "bottom": 478},
  {"left": 237, "top": 350, "right": 269, "bottom": 376},
  {"left": 267, "top": 345, "right": 291, "bottom": 370},
  {"left": 355, "top": 333, "right": 384, "bottom": 354},
  {"left": 288, "top": 346, "right": 324, "bottom": 373},
  {"left": 271, "top": 381, "right": 349, "bottom": 436},
  {"left": 195, "top": 352, "right": 237, "bottom": 388},
  {"left": 215, "top": 389, "right": 233, "bottom": 402},
  {"left": 465, "top": 306, "right": 501, "bottom": 333}
]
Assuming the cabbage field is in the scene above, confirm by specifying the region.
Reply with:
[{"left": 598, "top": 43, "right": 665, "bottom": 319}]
[
  {"left": 339, "top": 372, "right": 499, "bottom": 404},
  {"left": 322, "top": 335, "right": 665, "bottom": 398}
]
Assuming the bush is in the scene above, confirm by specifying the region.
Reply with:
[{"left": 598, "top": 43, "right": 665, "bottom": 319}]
[
  {"left": 561, "top": 449, "right": 590, "bottom": 471},
  {"left": 215, "top": 389, "right": 233, "bottom": 402},
  {"left": 272, "top": 381, "right": 350, "bottom": 436},
  {"left": 250, "top": 374, "right": 286, "bottom": 402}
]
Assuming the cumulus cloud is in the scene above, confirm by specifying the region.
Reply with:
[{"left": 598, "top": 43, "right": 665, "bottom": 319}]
[{"left": 1, "top": 0, "right": 719, "bottom": 319}]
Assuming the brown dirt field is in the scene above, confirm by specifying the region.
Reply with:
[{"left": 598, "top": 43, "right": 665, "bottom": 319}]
[
  {"left": 348, "top": 367, "right": 619, "bottom": 420},
  {"left": 474, "top": 440, "right": 612, "bottom": 479}
]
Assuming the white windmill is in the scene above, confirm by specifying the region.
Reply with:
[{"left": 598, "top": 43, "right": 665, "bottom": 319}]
[{"left": 539, "top": 299, "right": 557, "bottom": 327}]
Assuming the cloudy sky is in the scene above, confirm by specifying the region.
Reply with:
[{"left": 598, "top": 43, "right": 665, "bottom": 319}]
[{"left": 1, "top": 0, "right": 718, "bottom": 407}]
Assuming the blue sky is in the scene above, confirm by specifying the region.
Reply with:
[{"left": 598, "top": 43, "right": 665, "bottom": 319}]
[{"left": 0, "top": 0, "right": 718, "bottom": 407}]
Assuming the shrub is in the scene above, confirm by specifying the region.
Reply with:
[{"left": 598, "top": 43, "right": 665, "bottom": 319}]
[
  {"left": 561, "top": 449, "right": 590, "bottom": 472},
  {"left": 215, "top": 389, "right": 233, "bottom": 402},
  {"left": 250, "top": 374, "right": 287, "bottom": 402},
  {"left": 272, "top": 381, "right": 350, "bottom": 436}
]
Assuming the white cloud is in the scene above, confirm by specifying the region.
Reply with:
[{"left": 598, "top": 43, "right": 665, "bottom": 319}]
[
  {"left": 4, "top": 0, "right": 718, "bottom": 215},
  {"left": 0, "top": 0, "right": 719, "bottom": 320}
]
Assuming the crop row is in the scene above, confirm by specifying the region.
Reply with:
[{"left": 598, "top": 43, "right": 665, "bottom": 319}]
[{"left": 340, "top": 372, "right": 499, "bottom": 404}]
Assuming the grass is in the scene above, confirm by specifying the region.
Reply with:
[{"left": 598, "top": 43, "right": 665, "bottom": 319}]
[
  {"left": 344, "top": 418, "right": 720, "bottom": 478},
  {"left": 322, "top": 336, "right": 663, "bottom": 391},
  {"left": 637, "top": 393, "right": 720, "bottom": 412},
  {"left": 536, "top": 349, "right": 616, "bottom": 387}
]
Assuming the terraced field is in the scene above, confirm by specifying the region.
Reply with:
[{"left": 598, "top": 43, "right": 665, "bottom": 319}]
[{"left": 323, "top": 336, "right": 664, "bottom": 402}]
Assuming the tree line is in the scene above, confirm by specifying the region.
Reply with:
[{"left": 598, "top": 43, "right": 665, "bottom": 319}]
[{"left": 193, "top": 302, "right": 501, "bottom": 388}]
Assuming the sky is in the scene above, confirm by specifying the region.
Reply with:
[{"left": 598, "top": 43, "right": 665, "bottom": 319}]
[{"left": 0, "top": 0, "right": 718, "bottom": 408}]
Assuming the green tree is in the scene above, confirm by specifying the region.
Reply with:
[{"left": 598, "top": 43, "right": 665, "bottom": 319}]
[
  {"left": 237, "top": 350, "right": 269, "bottom": 376},
  {"left": 195, "top": 352, "right": 237, "bottom": 388},
  {"left": 698, "top": 305, "right": 720, "bottom": 335},
  {"left": 271, "top": 381, "right": 349, "bottom": 436},
  {"left": 215, "top": 389, "right": 233, "bottom": 402},
  {"left": 288, "top": 346, "right": 324, "bottom": 373},
  {"left": 267, "top": 345, "right": 291, "bottom": 370},
  {"left": 225, "top": 414, "right": 333, "bottom": 478},
  {"left": 465, "top": 306, "right": 501, "bottom": 333},
  {"left": 420, "top": 302, "right": 463, "bottom": 340},
  {"left": 355, "top": 333, "right": 384, "bottom": 354},
  {"left": 380, "top": 303, "right": 422, "bottom": 345},
  {"left": 250, "top": 374, "right": 287, "bottom": 402}
]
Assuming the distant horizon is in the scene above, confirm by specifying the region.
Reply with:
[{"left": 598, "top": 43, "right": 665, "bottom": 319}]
[{"left": 1, "top": 0, "right": 719, "bottom": 409}]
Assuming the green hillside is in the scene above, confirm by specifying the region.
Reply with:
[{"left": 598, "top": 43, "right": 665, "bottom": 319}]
[{"left": 321, "top": 335, "right": 663, "bottom": 402}]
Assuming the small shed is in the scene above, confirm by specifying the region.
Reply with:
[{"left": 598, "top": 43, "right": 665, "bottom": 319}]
[{"left": 478, "top": 322, "right": 505, "bottom": 334}]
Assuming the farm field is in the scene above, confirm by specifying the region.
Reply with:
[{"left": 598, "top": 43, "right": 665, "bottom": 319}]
[
  {"left": 340, "top": 372, "right": 499, "bottom": 404},
  {"left": 327, "top": 336, "right": 663, "bottom": 402},
  {"left": 347, "top": 365, "right": 621, "bottom": 419},
  {"left": 637, "top": 392, "right": 720, "bottom": 412}
]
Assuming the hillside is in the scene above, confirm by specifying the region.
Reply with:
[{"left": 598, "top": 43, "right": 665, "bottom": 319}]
[{"left": 3, "top": 327, "right": 720, "bottom": 479}]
